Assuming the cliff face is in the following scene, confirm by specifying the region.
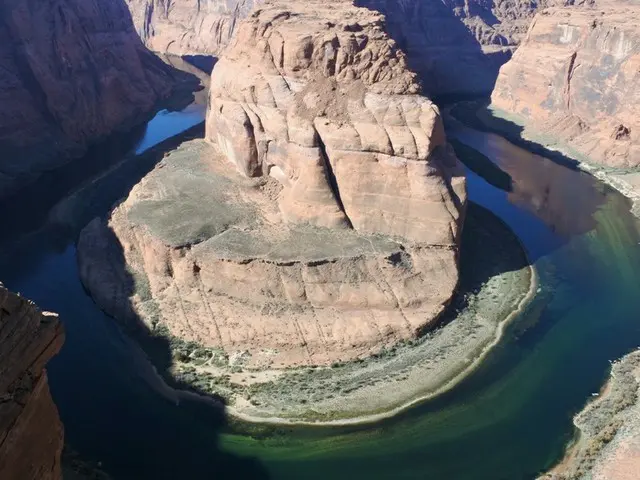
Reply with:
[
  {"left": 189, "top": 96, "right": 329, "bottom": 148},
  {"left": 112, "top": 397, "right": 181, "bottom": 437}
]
[
  {"left": 124, "top": 0, "right": 258, "bottom": 56},
  {"left": 79, "top": 0, "right": 466, "bottom": 368},
  {"left": 124, "top": 0, "right": 572, "bottom": 95},
  {"left": 354, "top": 0, "right": 543, "bottom": 95},
  {"left": 0, "top": 285, "right": 65, "bottom": 480},
  {"left": 0, "top": 0, "right": 193, "bottom": 199},
  {"left": 491, "top": 0, "right": 640, "bottom": 167}
]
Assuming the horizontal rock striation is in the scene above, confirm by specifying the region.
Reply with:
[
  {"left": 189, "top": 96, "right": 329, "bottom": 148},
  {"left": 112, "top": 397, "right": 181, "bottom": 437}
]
[
  {"left": 0, "top": 0, "right": 195, "bottom": 198},
  {"left": 491, "top": 0, "right": 640, "bottom": 167},
  {"left": 79, "top": 0, "right": 467, "bottom": 368},
  {"left": 354, "top": 0, "right": 544, "bottom": 95},
  {"left": 123, "top": 0, "right": 580, "bottom": 96},
  {"left": 207, "top": 0, "right": 466, "bottom": 242},
  {"left": 0, "top": 285, "right": 65, "bottom": 480},
  {"left": 125, "top": 0, "right": 258, "bottom": 56}
]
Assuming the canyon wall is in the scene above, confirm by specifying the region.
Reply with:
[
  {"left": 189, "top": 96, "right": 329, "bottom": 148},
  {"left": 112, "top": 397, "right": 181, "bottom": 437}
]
[
  {"left": 0, "top": 0, "right": 195, "bottom": 199},
  {"left": 124, "top": 0, "right": 565, "bottom": 95},
  {"left": 491, "top": 0, "right": 640, "bottom": 167},
  {"left": 0, "top": 285, "right": 64, "bottom": 480},
  {"left": 354, "top": 0, "right": 544, "bottom": 96},
  {"left": 125, "top": 0, "right": 258, "bottom": 56},
  {"left": 79, "top": 0, "right": 467, "bottom": 369}
]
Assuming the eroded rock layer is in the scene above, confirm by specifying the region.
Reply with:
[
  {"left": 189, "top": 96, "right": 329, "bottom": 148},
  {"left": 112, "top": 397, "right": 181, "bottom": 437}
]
[
  {"left": 125, "top": 0, "right": 258, "bottom": 56},
  {"left": 207, "top": 0, "right": 466, "bottom": 242},
  {"left": 0, "top": 285, "right": 64, "bottom": 480},
  {"left": 354, "top": 0, "right": 543, "bottom": 95},
  {"left": 79, "top": 0, "right": 466, "bottom": 368},
  {"left": 0, "top": 0, "right": 193, "bottom": 198},
  {"left": 491, "top": 0, "right": 640, "bottom": 167},
  {"left": 124, "top": 0, "right": 576, "bottom": 95}
]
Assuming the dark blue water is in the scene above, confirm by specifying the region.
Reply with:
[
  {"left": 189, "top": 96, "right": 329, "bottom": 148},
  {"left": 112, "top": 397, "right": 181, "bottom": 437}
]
[
  {"left": 134, "top": 105, "right": 205, "bottom": 154},
  {"left": 1, "top": 108, "right": 639, "bottom": 480}
]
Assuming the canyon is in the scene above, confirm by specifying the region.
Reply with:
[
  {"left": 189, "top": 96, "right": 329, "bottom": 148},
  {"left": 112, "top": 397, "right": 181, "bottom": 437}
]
[
  {"left": 0, "top": 285, "right": 64, "bottom": 480},
  {"left": 1, "top": 0, "right": 640, "bottom": 478},
  {"left": 491, "top": 0, "right": 640, "bottom": 168},
  {"left": 78, "top": 0, "right": 467, "bottom": 371},
  {"left": 0, "top": 0, "right": 197, "bottom": 199},
  {"left": 124, "top": 0, "right": 568, "bottom": 96}
]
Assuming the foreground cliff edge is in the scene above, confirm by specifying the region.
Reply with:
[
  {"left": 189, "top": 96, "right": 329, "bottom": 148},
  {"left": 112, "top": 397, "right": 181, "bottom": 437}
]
[
  {"left": 0, "top": 285, "right": 64, "bottom": 480},
  {"left": 78, "top": 0, "right": 536, "bottom": 423}
]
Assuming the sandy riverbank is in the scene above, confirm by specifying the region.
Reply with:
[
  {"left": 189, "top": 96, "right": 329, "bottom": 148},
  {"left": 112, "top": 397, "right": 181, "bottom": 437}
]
[
  {"left": 448, "top": 101, "right": 640, "bottom": 480},
  {"left": 228, "top": 260, "right": 538, "bottom": 426},
  {"left": 541, "top": 349, "right": 640, "bottom": 480},
  {"left": 121, "top": 202, "right": 537, "bottom": 425}
]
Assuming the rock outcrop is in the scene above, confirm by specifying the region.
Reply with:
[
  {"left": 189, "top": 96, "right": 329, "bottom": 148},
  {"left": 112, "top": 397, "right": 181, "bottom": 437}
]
[
  {"left": 491, "top": 0, "right": 640, "bottom": 167},
  {"left": 125, "top": 0, "right": 258, "bottom": 56},
  {"left": 124, "top": 0, "right": 578, "bottom": 96},
  {"left": 0, "top": 0, "right": 196, "bottom": 199},
  {"left": 354, "top": 0, "right": 543, "bottom": 95},
  {"left": 0, "top": 285, "right": 64, "bottom": 480},
  {"left": 79, "top": 0, "right": 466, "bottom": 368}
]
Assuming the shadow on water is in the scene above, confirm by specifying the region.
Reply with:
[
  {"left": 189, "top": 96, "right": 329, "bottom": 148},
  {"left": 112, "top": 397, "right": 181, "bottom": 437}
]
[
  {"left": 446, "top": 100, "right": 622, "bottom": 262},
  {"left": 73, "top": 208, "right": 271, "bottom": 480},
  {"left": 417, "top": 200, "right": 529, "bottom": 337},
  {"left": 0, "top": 117, "right": 269, "bottom": 479},
  {"left": 212, "top": 100, "right": 640, "bottom": 480}
]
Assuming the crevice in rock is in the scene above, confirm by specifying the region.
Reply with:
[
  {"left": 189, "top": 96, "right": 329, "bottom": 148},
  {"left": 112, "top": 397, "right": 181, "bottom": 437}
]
[
  {"left": 566, "top": 51, "right": 578, "bottom": 111},
  {"left": 316, "top": 130, "right": 353, "bottom": 229}
]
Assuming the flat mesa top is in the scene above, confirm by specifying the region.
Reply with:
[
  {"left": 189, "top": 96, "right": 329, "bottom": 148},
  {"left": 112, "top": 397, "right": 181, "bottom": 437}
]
[{"left": 126, "top": 140, "right": 401, "bottom": 263}]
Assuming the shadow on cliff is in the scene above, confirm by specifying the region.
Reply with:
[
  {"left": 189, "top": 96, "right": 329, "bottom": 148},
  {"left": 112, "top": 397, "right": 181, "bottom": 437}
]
[
  {"left": 418, "top": 200, "right": 530, "bottom": 337},
  {"left": 354, "top": 0, "right": 512, "bottom": 99},
  {"left": 0, "top": 118, "right": 271, "bottom": 479},
  {"left": 74, "top": 219, "right": 271, "bottom": 480},
  {"left": 0, "top": 75, "right": 203, "bottom": 249}
]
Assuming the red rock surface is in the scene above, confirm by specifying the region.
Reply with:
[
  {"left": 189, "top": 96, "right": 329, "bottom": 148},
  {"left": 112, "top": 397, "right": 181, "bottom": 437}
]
[
  {"left": 123, "top": 0, "right": 574, "bottom": 95},
  {"left": 0, "top": 285, "right": 65, "bottom": 480},
  {"left": 0, "top": 0, "right": 193, "bottom": 198},
  {"left": 78, "top": 0, "right": 467, "bottom": 368},
  {"left": 125, "top": 0, "right": 259, "bottom": 57},
  {"left": 492, "top": 0, "right": 640, "bottom": 167}
]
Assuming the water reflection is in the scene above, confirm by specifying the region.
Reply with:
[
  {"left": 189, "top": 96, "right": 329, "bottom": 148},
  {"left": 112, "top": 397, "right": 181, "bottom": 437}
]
[
  {"left": 134, "top": 105, "right": 205, "bottom": 154},
  {"left": 449, "top": 123, "right": 610, "bottom": 240}
]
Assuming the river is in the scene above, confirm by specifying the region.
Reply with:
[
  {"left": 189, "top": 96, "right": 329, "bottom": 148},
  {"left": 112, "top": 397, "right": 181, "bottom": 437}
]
[{"left": 1, "top": 105, "right": 640, "bottom": 480}]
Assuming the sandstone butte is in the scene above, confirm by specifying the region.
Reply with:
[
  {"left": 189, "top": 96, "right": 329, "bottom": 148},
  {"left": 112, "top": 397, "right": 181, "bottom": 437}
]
[
  {"left": 0, "top": 285, "right": 65, "bottom": 480},
  {"left": 78, "top": 0, "right": 467, "bottom": 369},
  {"left": 0, "top": 0, "right": 196, "bottom": 200},
  {"left": 124, "top": 0, "right": 563, "bottom": 96},
  {"left": 491, "top": 0, "right": 640, "bottom": 168}
]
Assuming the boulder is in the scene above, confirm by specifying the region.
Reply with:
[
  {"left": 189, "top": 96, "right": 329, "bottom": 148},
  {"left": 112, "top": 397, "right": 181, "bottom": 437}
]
[{"left": 79, "top": 0, "right": 467, "bottom": 368}]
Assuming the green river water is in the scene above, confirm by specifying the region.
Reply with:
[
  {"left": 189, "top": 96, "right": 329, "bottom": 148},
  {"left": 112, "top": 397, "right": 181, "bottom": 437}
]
[{"left": 1, "top": 107, "right": 639, "bottom": 479}]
